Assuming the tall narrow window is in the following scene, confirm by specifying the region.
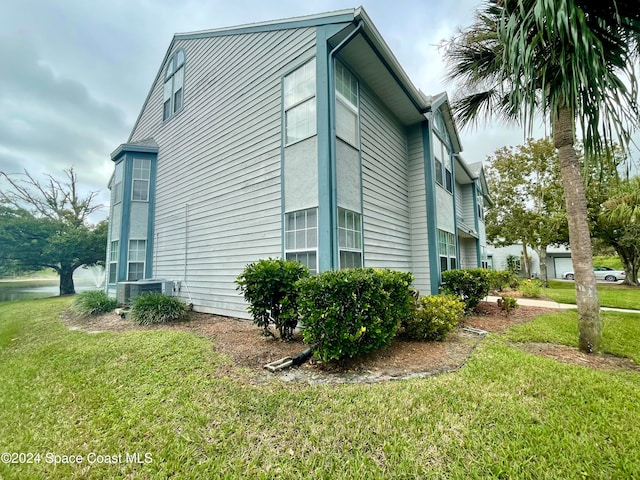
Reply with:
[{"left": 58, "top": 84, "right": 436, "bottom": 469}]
[
  {"left": 284, "top": 59, "right": 316, "bottom": 145},
  {"left": 285, "top": 208, "right": 318, "bottom": 273},
  {"left": 338, "top": 208, "right": 362, "bottom": 269},
  {"left": 108, "top": 240, "right": 119, "bottom": 284},
  {"left": 335, "top": 61, "right": 359, "bottom": 147},
  {"left": 477, "top": 185, "right": 485, "bottom": 221},
  {"left": 163, "top": 49, "right": 185, "bottom": 121},
  {"left": 433, "top": 136, "right": 444, "bottom": 186},
  {"left": 128, "top": 240, "right": 146, "bottom": 281},
  {"left": 113, "top": 161, "right": 123, "bottom": 204},
  {"left": 438, "top": 230, "right": 457, "bottom": 274},
  {"left": 132, "top": 158, "right": 151, "bottom": 201}
]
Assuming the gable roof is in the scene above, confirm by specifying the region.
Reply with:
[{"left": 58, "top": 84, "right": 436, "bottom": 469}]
[{"left": 127, "top": 7, "right": 464, "bottom": 153}]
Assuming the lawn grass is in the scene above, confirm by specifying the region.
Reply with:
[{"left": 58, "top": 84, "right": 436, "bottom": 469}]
[
  {"left": 544, "top": 279, "right": 640, "bottom": 310},
  {"left": 1, "top": 298, "right": 639, "bottom": 479}
]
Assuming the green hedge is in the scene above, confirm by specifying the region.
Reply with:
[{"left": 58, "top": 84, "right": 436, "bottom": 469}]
[
  {"left": 441, "top": 268, "right": 490, "bottom": 313},
  {"left": 297, "top": 268, "right": 413, "bottom": 362},
  {"left": 236, "top": 258, "right": 310, "bottom": 340},
  {"left": 403, "top": 294, "right": 464, "bottom": 341}
]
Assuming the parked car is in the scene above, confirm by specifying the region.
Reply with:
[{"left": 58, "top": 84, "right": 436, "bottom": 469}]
[{"left": 563, "top": 267, "right": 625, "bottom": 282}]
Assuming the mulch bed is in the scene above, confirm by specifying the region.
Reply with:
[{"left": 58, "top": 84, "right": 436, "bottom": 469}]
[{"left": 61, "top": 302, "right": 637, "bottom": 383}]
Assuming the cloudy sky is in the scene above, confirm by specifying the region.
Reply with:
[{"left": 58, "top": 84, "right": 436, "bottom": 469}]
[{"left": 2, "top": 0, "right": 635, "bottom": 222}]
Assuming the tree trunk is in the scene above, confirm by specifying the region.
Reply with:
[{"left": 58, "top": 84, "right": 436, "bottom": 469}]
[
  {"left": 536, "top": 244, "right": 549, "bottom": 287},
  {"left": 59, "top": 266, "right": 76, "bottom": 295},
  {"left": 615, "top": 244, "right": 639, "bottom": 286},
  {"left": 553, "top": 105, "right": 601, "bottom": 353},
  {"left": 521, "top": 244, "right": 531, "bottom": 278}
]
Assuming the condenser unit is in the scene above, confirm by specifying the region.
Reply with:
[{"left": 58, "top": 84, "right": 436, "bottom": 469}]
[{"left": 116, "top": 279, "right": 174, "bottom": 304}]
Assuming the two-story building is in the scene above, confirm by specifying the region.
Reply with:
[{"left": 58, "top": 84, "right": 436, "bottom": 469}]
[{"left": 106, "top": 7, "right": 491, "bottom": 318}]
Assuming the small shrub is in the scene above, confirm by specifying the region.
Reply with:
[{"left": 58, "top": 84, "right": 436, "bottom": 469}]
[
  {"left": 236, "top": 258, "right": 310, "bottom": 340},
  {"left": 403, "top": 294, "right": 464, "bottom": 341},
  {"left": 71, "top": 290, "right": 118, "bottom": 316},
  {"left": 441, "top": 268, "right": 490, "bottom": 313},
  {"left": 298, "top": 268, "right": 413, "bottom": 362},
  {"left": 497, "top": 296, "right": 519, "bottom": 316},
  {"left": 519, "top": 279, "right": 543, "bottom": 298},
  {"left": 129, "top": 293, "right": 188, "bottom": 326},
  {"left": 488, "top": 270, "right": 516, "bottom": 292}
]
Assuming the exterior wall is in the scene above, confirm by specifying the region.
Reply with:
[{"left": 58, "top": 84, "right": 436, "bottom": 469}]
[
  {"left": 459, "top": 237, "right": 477, "bottom": 269},
  {"left": 359, "top": 85, "right": 411, "bottom": 271},
  {"left": 129, "top": 27, "right": 317, "bottom": 318},
  {"left": 456, "top": 182, "right": 475, "bottom": 228},
  {"left": 284, "top": 137, "right": 318, "bottom": 212},
  {"left": 435, "top": 185, "right": 455, "bottom": 233},
  {"left": 407, "top": 124, "right": 430, "bottom": 293},
  {"left": 336, "top": 139, "right": 362, "bottom": 213}
]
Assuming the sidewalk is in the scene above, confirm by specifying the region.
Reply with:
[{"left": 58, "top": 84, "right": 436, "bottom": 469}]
[{"left": 485, "top": 295, "right": 640, "bottom": 314}]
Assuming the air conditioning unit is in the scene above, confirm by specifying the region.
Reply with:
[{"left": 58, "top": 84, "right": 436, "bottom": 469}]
[{"left": 117, "top": 279, "right": 174, "bottom": 304}]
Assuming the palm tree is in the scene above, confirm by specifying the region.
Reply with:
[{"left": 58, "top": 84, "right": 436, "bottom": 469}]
[{"left": 442, "top": 0, "right": 640, "bottom": 353}]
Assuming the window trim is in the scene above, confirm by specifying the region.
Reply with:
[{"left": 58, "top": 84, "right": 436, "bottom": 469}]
[
  {"left": 108, "top": 240, "right": 119, "bottom": 284},
  {"left": 131, "top": 158, "right": 151, "bottom": 202},
  {"left": 284, "top": 208, "right": 318, "bottom": 274},
  {"left": 338, "top": 208, "right": 363, "bottom": 269},
  {"left": 284, "top": 58, "right": 317, "bottom": 146},
  {"left": 163, "top": 49, "right": 186, "bottom": 122},
  {"left": 127, "top": 239, "right": 146, "bottom": 281},
  {"left": 438, "top": 229, "right": 457, "bottom": 275}
]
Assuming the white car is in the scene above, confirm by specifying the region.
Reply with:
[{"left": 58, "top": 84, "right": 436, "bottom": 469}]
[{"left": 563, "top": 267, "right": 625, "bottom": 282}]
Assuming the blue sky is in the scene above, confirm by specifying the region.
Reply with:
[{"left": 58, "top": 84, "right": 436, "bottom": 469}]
[{"left": 2, "top": 0, "right": 636, "bottom": 221}]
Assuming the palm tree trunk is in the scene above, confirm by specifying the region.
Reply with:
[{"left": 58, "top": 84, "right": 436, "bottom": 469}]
[{"left": 553, "top": 106, "right": 601, "bottom": 353}]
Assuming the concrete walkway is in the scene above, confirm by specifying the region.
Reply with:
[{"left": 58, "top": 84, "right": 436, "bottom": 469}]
[{"left": 486, "top": 295, "right": 640, "bottom": 314}]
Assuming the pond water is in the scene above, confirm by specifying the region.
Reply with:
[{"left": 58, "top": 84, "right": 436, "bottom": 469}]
[{"left": 0, "top": 283, "right": 100, "bottom": 303}]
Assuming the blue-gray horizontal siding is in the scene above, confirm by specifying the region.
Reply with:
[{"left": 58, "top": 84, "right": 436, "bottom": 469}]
[
  {"left": 359, "top": 86, "right": 411, "bottom": 271},
  {"left": 129, "top": 27, "right": 317, "bottom": 318}
]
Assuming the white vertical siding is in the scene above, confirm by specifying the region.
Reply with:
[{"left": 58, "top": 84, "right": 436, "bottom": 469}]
[
  {"left": 360, "top": 86, "right": 411, "bottom": 271},
  {"left": 407, "top": 125, "right": 430, "bottom": 293},
  {"left": 129, "top": 27, "right": 317, "bottom": 318}
]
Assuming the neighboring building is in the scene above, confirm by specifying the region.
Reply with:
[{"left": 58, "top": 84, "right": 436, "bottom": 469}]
[
  {"left": 105, "top": 8, "right": 491, "bottom": 318},
  {"left": 487, "top": 244, "right": 572, "bottom": 279}
]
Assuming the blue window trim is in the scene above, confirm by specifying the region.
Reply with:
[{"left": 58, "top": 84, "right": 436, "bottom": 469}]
[{"left": 163, "top": 48, "right": 186, "bottom": 123}]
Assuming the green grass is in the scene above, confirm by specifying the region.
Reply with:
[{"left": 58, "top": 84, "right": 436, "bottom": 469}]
[
  {"left": 1, "top": 298, "right": 639, "bottom": 479},
  {"left": 544, "top": 280, "right": 640, "bottom": 310}
]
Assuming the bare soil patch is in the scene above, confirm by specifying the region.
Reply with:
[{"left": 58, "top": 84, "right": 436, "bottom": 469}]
[{"left": 61, "top": 302, "right": 636, "bottom": 383}]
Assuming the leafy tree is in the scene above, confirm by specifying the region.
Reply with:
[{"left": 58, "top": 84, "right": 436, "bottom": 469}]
[
  {"left": 0, "top": 168, "right": 107, "bottom": 295},
  {"left": 485, "top": 138, "right": 568, "bottom": 286},
  {"left": 597, "top": 177, "right": 640, "bottom": 285},
  {"left": 442, "top": 0, "right": 640, "bottom": 353}
]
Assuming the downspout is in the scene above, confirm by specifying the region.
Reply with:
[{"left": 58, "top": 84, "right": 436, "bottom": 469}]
[{"left": 327, "top": 20, "right": 364, "bottom": 268}]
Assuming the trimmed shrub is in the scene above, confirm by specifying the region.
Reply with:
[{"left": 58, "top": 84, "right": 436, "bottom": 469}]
[
  {"left": 441, "top": 268, "right": 490, "bottom": 313},
  {"left": 129, "top": 293, "right": 188, "bottom": 326},
  {"left": 497, "top": 296, "right": 519, "bottom": 315},
  {"left": 519, "top": 279, "right": 543, "bottom": 298},
  {"left": 236, "top": 258, "right": 310, "bottom": 340},
  {"left": 71, "top": 290, "right": 118, "bottom": 316},
  {"left": 488, "top": 270, "right": 516, "bottom": 292},
  {"left": 297, "top": 268, "right": 413, "bottom": 362},
  {"left": 403, "top": 294, "right": 464, "bottom": 341}
]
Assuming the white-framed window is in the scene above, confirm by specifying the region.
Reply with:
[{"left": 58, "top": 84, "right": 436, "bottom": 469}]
[
  {"left": 477, "top": 185, "right": 485, "bottom": 221},
  {"left": 127, "top": 239, "right": 146, "bottom": 281},
  {"left": 132, "top": 158, "right": 151, "bottom": 201},
  {"left": 163, "top": 49, "right": 185, "bottom": 121},
  {"left": 108, "top": 240, "right": 119, "bottom": 284},
  {"left": 284, "top": 58, "right": 316, "bottom": 145},
  {"left": 438, "top": 230, "right": 457, "bottom": 274},
  {"left": 481, "top": 246, "right": 489, "bottom": 269},
  {"left": 338, "top": 208, "right": 362, "bottom": 269},
  {"left": 113, "top": 161, "right": 123, "bottom": 204},
  {"left": 285, "top": 208, "right": 318, "bottom": 274},
  {"left": 433, "top": 135, "right": 453, "bottom": 193},
  {"left": 335, "top": 61, "right": 359, "bottom": 147}
]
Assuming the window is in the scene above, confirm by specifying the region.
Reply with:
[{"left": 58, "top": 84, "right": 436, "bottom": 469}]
[
  {"left": 284, "top": 59, "right": 316, "bottom": 145},
  {"left": 108, "top": 240, "right": 119, "bottom": 284},
  {"left": 163, "top": 49, "right": 185, "bottom": 121},
  {"left": 128, "top": 240, "right": 146, "bottom": 281},
  {"left": 338, "top": 208, "right": 362, "bottom": 269},
  {"left": 481, "top": 246, "right": 489, "bottom": 269},
  {"left": 113, "top": 162, "right": 123, "bottom": 204},
  {"left": 438, "top": 230, "right": 457, "bottom": 274},
  {"left": 132, "top": 158, "right": 151, "bottom": 201},
  {"left": 285, "top": 208, "right": 317, "bottom": 273},
  {"left": 477, "top": 186, "right": 485, "bottom": 221},
  {"left": 335, "top": 61, "right": 359, "bottom": 147},
  {"left": 433, "top": 135, "right": 452, "bottom": 193}
]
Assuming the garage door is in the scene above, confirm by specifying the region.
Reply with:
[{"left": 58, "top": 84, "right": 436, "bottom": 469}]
[{"left": 554, "top": 257, "right": 573, "bottom": 279}]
